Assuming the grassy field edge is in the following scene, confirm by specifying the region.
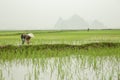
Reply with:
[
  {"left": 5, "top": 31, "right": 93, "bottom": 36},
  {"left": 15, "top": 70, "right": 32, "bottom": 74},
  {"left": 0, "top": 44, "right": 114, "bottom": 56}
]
[{"left": 0, "top": 42, "right": 120, "bottom": 49}]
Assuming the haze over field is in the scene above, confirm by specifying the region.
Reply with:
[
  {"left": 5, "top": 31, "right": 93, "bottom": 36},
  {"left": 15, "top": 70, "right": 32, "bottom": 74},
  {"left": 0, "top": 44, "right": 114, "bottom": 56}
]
[
  {"left": 0, "top": 0, "right": 120, "bottom": 30},
  {"left": 55, "top": 14, "right": 106, "bottom": 29}
]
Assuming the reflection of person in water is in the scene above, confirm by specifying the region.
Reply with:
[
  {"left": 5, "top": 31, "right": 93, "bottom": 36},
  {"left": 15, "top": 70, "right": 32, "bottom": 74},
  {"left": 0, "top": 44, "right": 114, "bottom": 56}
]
[{"left": 21, "top": 33, "right": 34, "bottom": 45}]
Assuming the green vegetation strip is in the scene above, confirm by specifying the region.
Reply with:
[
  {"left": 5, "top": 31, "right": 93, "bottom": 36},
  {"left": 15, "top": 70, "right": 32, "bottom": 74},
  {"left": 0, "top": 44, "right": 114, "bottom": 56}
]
[
  {"left": 0, "top": 42, "right": 120, "bottom": 61},
  {"left": 0, "top": 42, "right": 120, "bottom": 49}
]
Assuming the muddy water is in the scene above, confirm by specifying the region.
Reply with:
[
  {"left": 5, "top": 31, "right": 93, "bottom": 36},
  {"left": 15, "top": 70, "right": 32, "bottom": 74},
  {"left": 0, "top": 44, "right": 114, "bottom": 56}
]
[{"left": 0, "top": 56, "right": 120, "bottom": 80}]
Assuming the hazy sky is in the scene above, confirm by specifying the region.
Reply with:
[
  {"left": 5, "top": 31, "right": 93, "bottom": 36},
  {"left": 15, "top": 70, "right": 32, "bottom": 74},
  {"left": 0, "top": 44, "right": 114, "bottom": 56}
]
[{"left": 0, "top": 0, "right": 120, "bottom": 30}]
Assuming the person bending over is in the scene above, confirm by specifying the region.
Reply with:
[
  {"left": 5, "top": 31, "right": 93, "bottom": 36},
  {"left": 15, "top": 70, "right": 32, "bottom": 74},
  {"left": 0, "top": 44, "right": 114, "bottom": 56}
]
[{"left": 21, "top": 33, "right": 31, "bottom": 45}]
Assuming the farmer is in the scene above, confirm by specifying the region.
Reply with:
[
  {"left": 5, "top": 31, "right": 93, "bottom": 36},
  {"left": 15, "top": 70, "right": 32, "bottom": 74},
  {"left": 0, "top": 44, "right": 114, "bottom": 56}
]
[{"left": 21, "top": 33, "right": 34, "bottom": 45}]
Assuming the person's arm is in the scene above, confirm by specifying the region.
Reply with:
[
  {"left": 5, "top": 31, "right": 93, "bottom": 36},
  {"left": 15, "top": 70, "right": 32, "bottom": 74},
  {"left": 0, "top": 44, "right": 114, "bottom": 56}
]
[{"left": 21, "top": 34, "right": 23, "bottom": 39}]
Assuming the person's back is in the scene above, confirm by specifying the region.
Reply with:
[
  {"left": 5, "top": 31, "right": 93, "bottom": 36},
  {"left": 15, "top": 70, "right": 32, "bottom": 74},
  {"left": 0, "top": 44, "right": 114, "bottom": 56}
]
[{"left": 25, "top": 35, "right": 31, "bottom": 44}]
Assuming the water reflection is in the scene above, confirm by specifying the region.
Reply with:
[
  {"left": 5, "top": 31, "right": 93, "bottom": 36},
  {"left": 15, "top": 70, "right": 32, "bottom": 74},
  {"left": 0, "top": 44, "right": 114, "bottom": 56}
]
[{"left": 0, "top": 56, "right": 120, "bottom": 80}]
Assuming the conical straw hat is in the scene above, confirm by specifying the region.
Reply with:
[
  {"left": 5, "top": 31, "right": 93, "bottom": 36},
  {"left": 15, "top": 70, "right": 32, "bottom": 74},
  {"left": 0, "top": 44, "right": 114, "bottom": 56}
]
[{"left": 27, "top": 33, "right": 34, "bottom": 38}]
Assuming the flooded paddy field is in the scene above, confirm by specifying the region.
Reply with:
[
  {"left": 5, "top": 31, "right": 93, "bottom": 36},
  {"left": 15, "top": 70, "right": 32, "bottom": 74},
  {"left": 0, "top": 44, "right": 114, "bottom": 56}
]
[
  {"left": 0, "top": 30, "right": 120, "bottom": 80},
  {"left": 0, "top": 43, "right": 120, "bottom": 80}
]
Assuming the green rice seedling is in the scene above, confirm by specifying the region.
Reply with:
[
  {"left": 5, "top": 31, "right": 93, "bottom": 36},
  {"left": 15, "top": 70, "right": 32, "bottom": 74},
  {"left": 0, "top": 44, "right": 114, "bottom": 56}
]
[
  {"left": 0, "top": 29, "right": 120, "bottom": 45},
  {"left": 0, "top": 30, "right": 120, "bottom": 80}
]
